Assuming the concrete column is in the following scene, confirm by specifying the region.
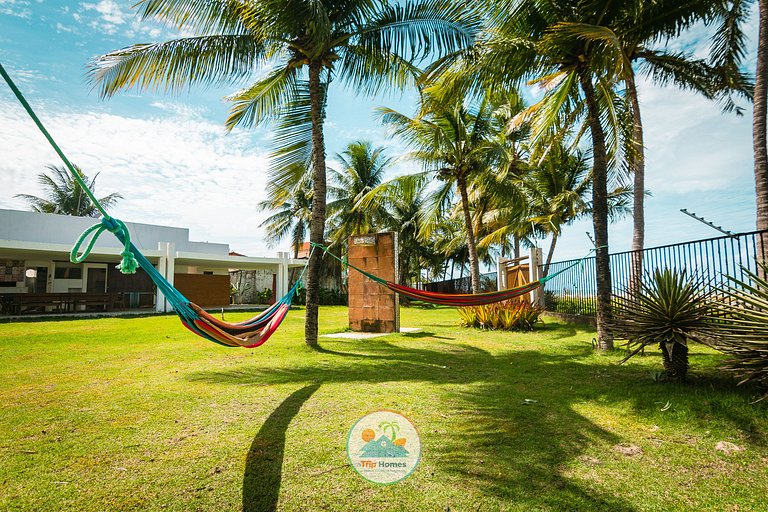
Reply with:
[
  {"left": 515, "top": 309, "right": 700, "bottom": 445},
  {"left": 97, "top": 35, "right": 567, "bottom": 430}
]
[
  {"left": 155, "top": 247, "right": 167, "bottom": 313},
  {"left": 155, "top": 242, "right": 176, "bottom": 313},
  {"left": 497, "top": 258, "right": 507, "bottom": 291},
  {"left": 530, "top": 247, "right": 543, "bottom": 307},
  {"left": 280, "top": 252, "right": 289, "bottom": 298}
]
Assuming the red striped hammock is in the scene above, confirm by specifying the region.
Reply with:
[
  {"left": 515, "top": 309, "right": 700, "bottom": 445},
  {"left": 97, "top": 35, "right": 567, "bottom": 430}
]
[{"left": 310, "top": 243, "right": 572, "bottom": 307}]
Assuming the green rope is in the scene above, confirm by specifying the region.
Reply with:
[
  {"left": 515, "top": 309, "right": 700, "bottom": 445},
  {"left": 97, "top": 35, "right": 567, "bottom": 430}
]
[
  {"left": 71, "top": 217, "right": 139, "bottom": 274},
  {"left": 0, "top": 63, "right": 109, "bottom": 219},
  {"left": 0, "top": 61, "right": 139, "bottom": 274},
  {"left": 539, "top": 245, "right": 608, "bottom": 285},
  {"left": 309, "top": 242, "right": 387, "bottom": 284}
]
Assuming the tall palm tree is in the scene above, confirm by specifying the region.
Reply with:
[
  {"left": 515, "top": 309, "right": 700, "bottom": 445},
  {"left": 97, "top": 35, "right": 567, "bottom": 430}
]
[
  {"left": 326, "top": 141, "right": 390, "bottom": 243},
  {"left": 87, "top": 0, "right": 479, "bottom": 347},
  {"left": 585, "top": 0, "right": 752, "bottom": 285},
  {"left": 377, "top": 96, "right": 496, "bottom": 293},
  {"left": 15, "top": 164, "right": 122, "bottom": 217},
  {"left": 523, "top": 147, "right": 631, "bottom": 276},
  {"left": 358, "top": 173, "right": 436, "bottom": 285},
  {"left": 258, "top": 164, "right": 313, "bottom": 258},
  {"left": 754, "top": 1, "right": 768, "bottom": 237}
]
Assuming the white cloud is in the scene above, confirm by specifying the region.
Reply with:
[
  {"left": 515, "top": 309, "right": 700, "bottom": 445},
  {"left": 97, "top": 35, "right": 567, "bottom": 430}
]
[
  {"left": 0, "top": 100, "right": 281, "bottom": 257},
  {"left": 0, "top": 0, "right": 32, "bottom": 19}
]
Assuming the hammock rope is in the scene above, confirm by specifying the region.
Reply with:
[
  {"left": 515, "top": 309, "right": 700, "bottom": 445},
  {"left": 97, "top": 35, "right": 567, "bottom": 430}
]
[
  {"left": 311, "top": 242, "right": 597, "bottom": 307},
  {"left": 0, "top": 61, "right": 304, "bottom": 348}
]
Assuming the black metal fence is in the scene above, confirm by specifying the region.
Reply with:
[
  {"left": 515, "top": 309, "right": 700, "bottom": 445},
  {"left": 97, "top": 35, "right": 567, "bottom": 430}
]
[
  {"left": 543, "top": 230, "right": 768, "bottom": 316},
  {"left": 424, "top": 272, "right": 498, "bottom": 294}
]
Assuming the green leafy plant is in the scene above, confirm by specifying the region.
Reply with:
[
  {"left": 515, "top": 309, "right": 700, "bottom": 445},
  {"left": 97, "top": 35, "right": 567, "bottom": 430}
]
[
  {"left": 612, "top": 268, "right": 715, "bottom": 381},
  {"left": 256, "top": 288, "right": 274, "bottom": 305},
  {"left": 709, "top": 262, "right": 768, "bottom": 401},
  {"left": 458, "top": 301, "right": 543, "bottom": 331}
]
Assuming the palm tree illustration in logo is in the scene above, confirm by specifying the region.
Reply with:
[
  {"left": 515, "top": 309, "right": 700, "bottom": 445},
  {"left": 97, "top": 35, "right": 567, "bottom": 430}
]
[{"left": 379, "top": 421, "right": 407, "bottom": 448}]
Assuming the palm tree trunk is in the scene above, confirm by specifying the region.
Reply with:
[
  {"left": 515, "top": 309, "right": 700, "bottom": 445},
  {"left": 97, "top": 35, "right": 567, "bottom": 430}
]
[
  {"left": 755, "top": 0, "right": 768, "bottom": 272},
  {"left": 578, "top": 69, "right": 614, "bottom": 351},
  {"left": 458, "top": 175, "right": 481, "bottom": 293},
  {"left": 513, "top": 235, "right": 520, "bottom": 260},
  {"left": 627, "top": 70, "right": 645, "bottom": 291},
  {"left": 305, "top": 61, "right": 327, "bottom": 349},
  {"left": 543, "top": 233, "right": 558, "bottom": 277}
]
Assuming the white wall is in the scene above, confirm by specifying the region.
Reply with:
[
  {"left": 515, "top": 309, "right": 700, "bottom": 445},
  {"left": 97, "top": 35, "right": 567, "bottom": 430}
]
[{"left": 0, "top": 209, "right": 229, "bottom": 255}]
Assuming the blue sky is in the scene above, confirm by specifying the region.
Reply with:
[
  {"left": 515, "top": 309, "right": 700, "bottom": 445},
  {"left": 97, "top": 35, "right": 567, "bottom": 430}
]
[{"left": 0, "top": 1, "right": 761, "bottom": 264}]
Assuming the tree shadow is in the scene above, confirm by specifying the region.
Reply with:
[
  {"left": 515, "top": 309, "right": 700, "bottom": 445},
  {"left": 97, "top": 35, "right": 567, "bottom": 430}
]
[
  {"left": 188, "top": 336, "right": 764, "bottom": 510},
  {"left": 242, "top": 383, "right": 320, "bottom": 512}
]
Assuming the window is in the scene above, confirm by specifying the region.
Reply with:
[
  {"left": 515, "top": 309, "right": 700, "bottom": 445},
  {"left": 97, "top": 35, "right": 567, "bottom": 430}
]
[
  {"left": 203, "top": 271, "right": 214, "bottom": 276},
  {"left": 54, "top": 266, "right": 82, "bottom": 279}
]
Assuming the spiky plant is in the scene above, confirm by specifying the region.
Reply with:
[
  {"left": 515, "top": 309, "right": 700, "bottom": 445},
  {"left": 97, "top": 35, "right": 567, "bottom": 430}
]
[
  {"left": 709, "top": 262, "right": 768, "bottom": 401},
  {"left": 613, "top": 268, "right": 715, "bottom": 381}
]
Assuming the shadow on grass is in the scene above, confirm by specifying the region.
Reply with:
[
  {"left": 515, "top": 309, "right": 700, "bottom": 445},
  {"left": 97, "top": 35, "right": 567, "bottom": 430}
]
[
  {"left": 190, "top": 338, "right": 763, "bottom": 510},
  {"left": 242, "top": 383, "right": 320, "bottom": 512}
]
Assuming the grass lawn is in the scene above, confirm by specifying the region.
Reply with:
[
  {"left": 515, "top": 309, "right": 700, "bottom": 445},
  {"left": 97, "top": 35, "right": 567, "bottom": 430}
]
[{"left": 1, "top": 307, "right": 766, "bottom": 511}]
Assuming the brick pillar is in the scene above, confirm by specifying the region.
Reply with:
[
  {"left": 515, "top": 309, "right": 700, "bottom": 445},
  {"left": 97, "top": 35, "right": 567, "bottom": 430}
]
[{"left": 348, "top": 232, "right": 399, "bottom": 333}]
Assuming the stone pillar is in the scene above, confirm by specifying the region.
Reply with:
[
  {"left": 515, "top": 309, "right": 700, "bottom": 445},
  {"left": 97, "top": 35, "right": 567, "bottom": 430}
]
[{"left": 348, "top": 232, "right": 399, "bottom": 333}]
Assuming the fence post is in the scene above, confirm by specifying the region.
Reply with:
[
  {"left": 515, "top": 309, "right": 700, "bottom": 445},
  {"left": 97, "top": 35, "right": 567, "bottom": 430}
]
[{"left": 530, "top": 247, "right": 544, "bottom": 307}]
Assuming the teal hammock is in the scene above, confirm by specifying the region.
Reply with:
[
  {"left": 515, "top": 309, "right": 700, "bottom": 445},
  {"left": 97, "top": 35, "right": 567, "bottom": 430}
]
[{"left": 0, "top": 62, "right": 306, "bottom": 348}]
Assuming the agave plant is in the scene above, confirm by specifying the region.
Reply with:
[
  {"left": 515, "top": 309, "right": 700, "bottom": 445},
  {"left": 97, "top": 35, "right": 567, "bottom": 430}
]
[
  {"left": 709, "top": 262, "right": 768, "bottom": 401},
  {"left": 612, "top": 268, "right": 716, "bottom": 381}
]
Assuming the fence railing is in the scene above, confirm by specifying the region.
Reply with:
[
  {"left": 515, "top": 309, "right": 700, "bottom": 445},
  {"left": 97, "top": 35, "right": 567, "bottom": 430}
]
[
  {"left": 542, "top": 230, "right": 768, "bottom": 316},
  {"left": 424, "top": 272, "right": 498, "bottom": 294}
]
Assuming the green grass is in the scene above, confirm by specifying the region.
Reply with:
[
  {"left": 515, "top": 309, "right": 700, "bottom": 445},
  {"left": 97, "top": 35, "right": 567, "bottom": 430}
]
[{"left": 1, "top": 307, "right": 766, "bottom": 511}]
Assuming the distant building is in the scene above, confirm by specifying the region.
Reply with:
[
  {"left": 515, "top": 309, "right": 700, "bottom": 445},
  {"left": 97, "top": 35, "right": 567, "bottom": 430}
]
[{"left": 0, "top": 209, "right": 304, "bottom": 315}]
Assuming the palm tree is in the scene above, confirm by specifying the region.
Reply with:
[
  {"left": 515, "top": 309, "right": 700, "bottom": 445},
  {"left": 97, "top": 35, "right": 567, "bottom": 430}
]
[
  {"left": 87, "top": 0, "right": 479, "bottom": 347},
  {"left": 591, "top": 1, "right": 752, "bottom": 286},
  {"left": 377, "top": 96, "right": 496, "bottom": 293},
  {"left": 326, "top": 141, "right": 390, "bottom": 243},
  {"left": 754, "top": 1, "right": 768, "bottom": 238},
  {"left": 15, "top": 164, "right": 122, "bottom": 217},
  {"left": 358, "top": 173, "right": 438, "bottom": 286},
  {"left": 258, "top": 164, "right": 312, "bottom": 259},
  {"left": 529, "top": 148, "right": 632, "bottom": 276}
]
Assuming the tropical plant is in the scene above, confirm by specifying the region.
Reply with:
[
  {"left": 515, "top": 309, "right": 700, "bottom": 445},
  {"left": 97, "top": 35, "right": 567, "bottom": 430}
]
[
  {"left": 753, "top": 1, "right": 768, "bottom": 239},
  {"left": 327, "top": 141, "right": 390, "bottom": 243},
  {"left": 458, "top": 300, "right": 543, "bottom": 331},
  {"left": 87, "top": 0, "right": 479, "bottom": 348},
  {"left": 483, "top": 145, "right": 631, "bottom": 277},
  {"left": 708, "top": 262, "right": 768, "bottom": 401},
  {"left": 710, "top": 0, "right": 768, "bottom": 240},
  {"left": 15, "top": 164, "right": 122, "bottom": 217},
  {"left": 613, "top": 268, "right": 716, "bottom": 381},
  {"left": 376, "top": 94, "right": 498, "bottom": 293},
  {"left": 258, "top": 164, "right": 312, "bottom": 258},
  {"left": 356, "top": 173, "right": 438, "bottom": 285}
]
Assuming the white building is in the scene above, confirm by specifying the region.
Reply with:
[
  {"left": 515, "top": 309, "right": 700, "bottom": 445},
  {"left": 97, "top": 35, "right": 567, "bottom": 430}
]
[{"left": 0, "top": 209, "right": 305, "bottom": 315}]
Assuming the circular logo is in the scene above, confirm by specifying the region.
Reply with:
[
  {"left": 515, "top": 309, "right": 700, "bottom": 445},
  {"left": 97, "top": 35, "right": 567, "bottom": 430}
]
[{"left": 346, "top": 410, "right": 421, "bottom": 485}]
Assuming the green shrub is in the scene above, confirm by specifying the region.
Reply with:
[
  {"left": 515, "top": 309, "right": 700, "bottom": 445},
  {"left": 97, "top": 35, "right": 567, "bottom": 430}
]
[
  {"left": 256, "top": 287, "right": 273, "bottom": 304},
  {"left": 543, "top": 291, "right": 597, "bottom": 316},
  {"left": 292, "top": 286, "right": 347, "bottom": 306},
  {"left": 458, "top": 301, "right": 543, "bottom": 331}
]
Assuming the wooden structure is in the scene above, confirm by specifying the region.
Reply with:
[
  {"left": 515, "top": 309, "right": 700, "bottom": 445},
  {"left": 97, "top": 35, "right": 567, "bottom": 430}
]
[
  {"left": 347, "top": 232, "right": 399, "bottom": 333},
  {"left": 497, "top": 249, "right": 542, "bottom": 305}
]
